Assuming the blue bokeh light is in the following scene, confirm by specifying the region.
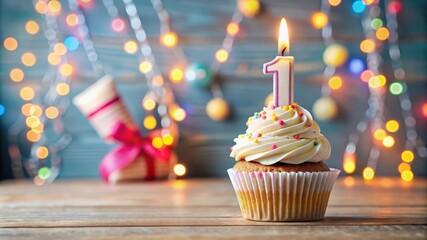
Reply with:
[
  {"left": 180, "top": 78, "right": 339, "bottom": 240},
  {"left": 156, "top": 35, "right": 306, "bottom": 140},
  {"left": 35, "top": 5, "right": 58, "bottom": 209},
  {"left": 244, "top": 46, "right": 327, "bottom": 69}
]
[
  {"left": 0, "top": 104, "right": 5, "bottom": 116},
  {"left": 64, "top": 36, "right": 79, "bottom": 51},
  {"left": 349, "top": 58, "right": 365, "bottom": 74},
  {"left": 352, "top": 1, "right": 366, "bottom": 14}
]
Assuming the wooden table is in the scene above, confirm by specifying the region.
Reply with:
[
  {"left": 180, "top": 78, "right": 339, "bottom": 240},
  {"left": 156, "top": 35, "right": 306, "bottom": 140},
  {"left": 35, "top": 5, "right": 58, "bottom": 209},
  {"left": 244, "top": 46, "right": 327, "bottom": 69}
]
[{"left": 0, "top": 178, "right": 426, "bottom": 239}]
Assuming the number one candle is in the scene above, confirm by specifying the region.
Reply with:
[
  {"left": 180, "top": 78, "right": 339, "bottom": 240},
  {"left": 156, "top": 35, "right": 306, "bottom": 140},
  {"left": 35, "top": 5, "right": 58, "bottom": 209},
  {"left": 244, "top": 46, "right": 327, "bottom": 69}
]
[{"left": 263, "top": 18, "right": 294, "bottom": 107}]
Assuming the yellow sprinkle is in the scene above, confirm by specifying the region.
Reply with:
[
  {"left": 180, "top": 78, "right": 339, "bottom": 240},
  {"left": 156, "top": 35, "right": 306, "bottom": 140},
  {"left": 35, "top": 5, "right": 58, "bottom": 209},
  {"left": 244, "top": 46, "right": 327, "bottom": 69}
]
[
  {"left": 253, "top": 138, "right": 259, "bottom": 143},
  {"left": 247, "top": 135, "right": 252, "bottom": 139},
  {"left": 283, "top": 106, "right": 289, "bottom": 111},
  {"left": 271, "top": 113, "right": 276, "bottom": 116},
  {"left": 248, "top": 117, "right": 253, "bottom": 121}
]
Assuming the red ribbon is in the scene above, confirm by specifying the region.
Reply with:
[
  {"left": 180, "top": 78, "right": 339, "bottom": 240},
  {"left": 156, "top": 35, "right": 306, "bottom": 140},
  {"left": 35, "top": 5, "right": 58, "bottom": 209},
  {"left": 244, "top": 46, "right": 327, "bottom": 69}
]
[{"left": 99, "top": 121, "right": 171, "bottom": 183}]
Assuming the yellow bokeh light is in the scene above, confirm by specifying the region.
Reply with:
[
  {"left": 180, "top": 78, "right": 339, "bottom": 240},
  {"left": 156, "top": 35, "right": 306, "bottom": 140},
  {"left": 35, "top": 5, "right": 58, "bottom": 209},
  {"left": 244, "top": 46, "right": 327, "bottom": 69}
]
[
  {"left": 162, "top": 134, "right": 174, "bottom": 146},
  {"left": 4, "top": 37, "right": 18, "bottom": 51},
  {"left": 382, "top": 136, "right": 395, "bottom": 148},
  {"left": 22, "top": 103, "right": 34, "bottom": 116},
  {"left": 35, "top": 1, "right": 47, "bottom": 14},
  {"left": 160, "top": 32, "right": 178, "bottom": 48},
  {"left": 143, "top": 115, "right": 157, "bottom": 130},
  {"left": 363, "top": 167, "right": 375, "bottom": 180},
  {"left": 376, "top": 27, "right": 390, "bottom": 41},
  {"left": 169, "top": 67, "right": 184, "bottom": 83},
  {"left": 373, "top": 129, "right": 386, "bottom": 141},
  {"left": 66, "top": 13, "right": 78, "bottom": 27},
  {"left": 124, "top": 40, "right": 138, "bottom": 54},
  {"left": 401, "top": 170, "right": 414, "bottom": 182},
  {"left": 21, "top": 52, "right": 36, "bottom": 66},
  {"left": 59, "top": 63, "right": 74, "bottom": 77},
  {"left": 343, "top": 176, "right": 355, "bottom": 188},
  {"left": 20, "top": 87, "right": 35, "bottom": 101},
  {"left": 328, "top": 76, "right": 343, "bottom": 90},
  {"left": 328, "top": 0, "right": 341, "bottom": 6},
  {"left": 47, "top": 0, "right": 62, "bottom": 15},
  {"left": 311, "top": 12, "right": 328, "bottom": 29},
  {"left": 398, "top": 162, "right": 411, "bottom": 173},
  {"left": 152, "top": 137, "right": 163, "bottom": 149},
  {"left": 171, "top": 107, "right": 186, "bottom": 122},
  {"left": 362, "top": 0, "right": 375, "bottom": 5},
  {"left": 10, "top": 68, "right": 24, "bottom": 82},
  {"left": 142, "top": 98, "right": 156, "bottom": 111},
  {"left": 27, "top": 130, "right": 41, "bottom": 142},
  {"left": 36, "top": 146, "right": 49, "bottom": 159},
  {"left": 360, "top": 70, "right": 374, "bottom": 83},
  {"left": 26, "top": 116, "right": 41, "bottom": 128},
  {"left": 29, "top": 104, "right": 42, "bottom": 117},
  {"left": 368, "top": 75, "right": 386, "bottom": 89},
  {"left": 139, "top": 61, "right": 152, "bottom": 74},
  {"left": 401, "top": 150, "right": 414, "bottom": 163},
  {"left": 215, "top": 49, "right": 229, "bottom": 63},
  {"left": 227, "top": 22, "right": 239, "bottom": 36},
  {"left": 344, "top": 161, "right": 356, "bottom": 174},
  {"left": 48, "top": 52, "right": 61, "bottom": 66},
  {"left": 31, "top": 122, "right": 44, "bottom": 133},
  {"left": 56, "top": 83, "right": 70, "bottom": 96},
  {"left": 173, "top": 164, "right": 186, "bottom": 176},
  {"left": 54, "top": 43, "right": 67, "bottom": 55},
  {"left": 45, "top": 106, "right": 59, "bottom": 119},
  {"left": 360, "top": 39, "right": 375, "bottom": 53},
  {"left": 385, "top": 120, "right": 399, "bottom": 133},
  {"left": 25, "top": 20, "right": 40, "bottom": 35},
  {"left": 152, "top": 75, "right": 164, "bottom": 87},
  {"left": 238, "top": 0, "right": 260, "bottom": 18}
]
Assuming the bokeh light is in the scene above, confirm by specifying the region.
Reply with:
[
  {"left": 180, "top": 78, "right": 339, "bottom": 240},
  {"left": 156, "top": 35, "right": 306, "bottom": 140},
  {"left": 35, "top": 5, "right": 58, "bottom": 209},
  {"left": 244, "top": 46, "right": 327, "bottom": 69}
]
[
  {"left": 64, "top": 36, "right": 79, "bottom": 51},
  {"left": 111, "top": 18, "right": 125, "bottom": 32},
  {"left": 388, "top": 0, "right": 403, "bottom": 14},
  {"left": 174, "top": 164, "right": 186, "bottom": 176},
  {"left": 25, "top": 20, "right": 39, "bottom": 35},
  {"left": 38, "top": 167, "right": 51, "bottom": 180},
  {"left": 27, "top": 130, "right": 41, "bottom": 142},
  {"left": 328, "top": 0, "right": 341, "bottom": 6},
  {"left": 139, "top": 61, "right": 152, "bottom": 74},
  {"left": 0, "top": 104, "right": 5, "bottom": 116},
  {"left": 349, "top": 58, "right": 365, "bottom": 74},
  {"left": 311, "top": 12, "right": 328, "bottom": 29},
  {"left": 401, "top": 170, "right": 414, "bottom": 182},
  {"left": 398, "top": 162, "right": 411, "bottom": 173},
  {"left": 169, "top": 66, "right": 184, "bottom": 83},
  {"left": 56, "top": 83, "right": 70, "bottom": 96},
  {"left": 328, "top": 76, "right": 342, "bottom": 90},
  {"left": 368, "top": 75, "right": 386, "bottom": 89},
  {"left": 47, "top": 52, "right": 61, "bottom": 66},
  {"left": 352, "top": 0, "right": 366, "bottom": 13},
  {"left": 227, "top": 22, "right": 239, "bottom": 36},
  {"left": 54, "top": 43, "right": 67, "bottom": 55},
  {"left": 401, "top": 150, "right": 414, "bottom": 163},
  {"left": 152, "top": 137, "right": 163, "bottom": 149},
  {"left": 66, "top": 13, "right": 79, "bottom": 27},
  {"left": 215, "top": 49, "right": 229, "bottom": 63},
  {"left": 45, "top": 106, "right": 59, "bottom": 119},
  {"left": 26, "top": 116, "right": 41, "bottom": 128},
  {"left": 142, "top": 98, "right": 156, "bottom": 111},
  {"left": 360, "top": 39, "right": 375, "bottom": 53},
  {"left": 238, "top": 0, "right": 260, "bottom": 18},
  {"left": 143, "top": 115, "right": 157, "bottom": 130},
  {"left": 152, "top": 75, "right": 164, "bottom": 87},
  {"left": 362, "top": 0, "right": 376, "bottom": 5},
  {"left": 10, "top": 68, "right": 25, "bottom": 82},
  {"left": 363, "top": 167, "right": 375, "bottom": 180},
  {"left": 162, "top": 134, "right": 174, "bottom": 146},
  {"left": 389, "top": 82, "right": 404, "bottom": 95},
  {"left": 344, "top": 161, "right": 356, "bottom": 174},
  {"left": 360, "top": 70, "right": 374, "bottom": 82},
  {"left": 22, "top": 103, "right": 34, "bottom": 116},
  {"left": 421, "top": 102, "right": 427, "bottom": 118},
  {"left": 59, "top": 63, "right": 74, "bottom": 77},
  {"left": 21, "top": 52, "right": 36, "bottom": 66},
  {"left": 171, "top": 107, "right": 186, "bottom": 122},
  {"left": 36, "top": 146, "right": 49, "bottom": 159},
  {"left": 382, "top": 136, "right": 395, "bottom": 148},
  {"left": 20, "top": 87, "right": 35, "bottom": 101},
  {"left": 160, "top": 32, "right": 178, "bottom": 48},
  {"left": 373, "top": 129, "right": 386, "bottom": 141},
  {"left": 3, "top": 37, "right": 18, "bottom": 51},
  {"left": 343, "top": 176, "right": 355, "bottom": 188},
  {"left": 124, "top": 40, "right": 138, "bottom": 54},
  {"left": 385, "top": 120, "right": 399, "bottom": 132},
  {"left": 35, "top": 1, "right": 48, "bottom": 14},
  {"left": 47, "top": 0, "right": 62, "bottom": 16},
  {"left": 370, "top": 18, "right": 383, "bottom": 30},
  {"left": 376, "top": 27, "right": 390, "bottom": 40},
  {"left": 29, "top": 104, "right": 43, "bottom": 117}
]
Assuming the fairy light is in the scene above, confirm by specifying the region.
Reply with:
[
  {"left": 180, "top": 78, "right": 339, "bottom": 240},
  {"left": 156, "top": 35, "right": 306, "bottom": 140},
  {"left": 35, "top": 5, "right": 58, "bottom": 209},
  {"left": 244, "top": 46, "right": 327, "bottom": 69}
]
[
  {"left": 35, "top": 146, "right": 49, "bottom": 159},
  {"left": 382, "top": 136, "right": 395, "bottom": 148},
  {"left": 35, "top": 1, "right": 48, "bottom": 14},
  {"left": 47, "top": 52, "right": 61, "bottom": 66},
  {"left": 421, "top": 102, "right": 427, "bottom": 118},
  {"left": 343, "top": 176, "right": 355, "bottom": 187},
  {"left": 376, "top": 27, "right": 389, "bottom": 40},
  {"left": 56, "top": 83, "right": 70, "bottom": 96},
  {"left": 124, "top": 40, "right": 138, "bottom": 54},
  {"left": 38, "top": 167, "right": 51, "bottom": 180},
  {"left": 152, "top": 75, "right": 164, "bottom": 86},
  {"left": 373, "top": 129, "right": 386, "bottom": 141},
  {"left": 362, "top": 0, "right": 376, "bottom": 5},
  {"left": 343, "top": 152, "right": 356, "bottom": 174},
  {"left": 21, "top": 52, "right": 36, "bottom": 66},
  {"left": 64, "top": 36, "right": 79, "bottom": 51},
  {"left": 111, "top": 18, "right": 125, "bottom": 32},
  {"left": 401, "top": 150, "right": 414, "bottom": 163},
  {"left": 352, "top": 0, "right": 366, "bottom": 13},
  {"left": 349, "top": 58, "right": 365, "bottom": 75},
  {"left": 29, "top": 104, "right": 43, "bottom": 117},
  {"left": 173, "top": 164, "right": 186, "bottom": 176},
  {"left": 25, "top": 20, "right": 40, "bottom": 35},
  {"left": 54, "top": 43, "right": 67, "bottom": 55},
  {"left": 20, "top": 87, "right": 35, "bottom": 101},
  {"left": 59, "top": 63, "right": 74, "bottom": 77},
  {"left": 142, "top": 98, "right": 156, "bottom": 111},
  {"left": 162, "top": 134, "right": 174, "bottom": 146},
  {"left": 389, "top": 82, "right": 403, "bottom": 95},
  {"left": 227, "top": 22, "right": 239, "bottom": 36},
  {"left": 152, "top": 137, "right": 163, "bottom": 149},
  {"left": 311, "top": 12, "right": 328, "bottom": 29},
  {"left": 360, "top": 39, "right": 375, "bottom": 53},
  {"left": 26, "top": 116, "right": 41, "bottom": 128},
  {"left": 10, "top": 68, "right": 25, "bottom": 82},
  {"left": 0, "top": 105, "right": 5, "bottom": 116},
  {"left": 66, "top": 13, "right": 79, "bottom": 26},
  {"left": 328, "top": 0, "right": 341, "bottom": 6},
  {"left": 363, "top": 167, "right": 375, "bottom": 180},
  {"left": 368, "top": 75, "right": 386, "bottom": 88},
  {"left": 360, "top": 70, "right": 374, "bottom": 82},
  {"left": 370, "top": 18, "right": 383, "bottom": 30},
  {"left": 45, "top": 106, "right": 59, "bottom": 119},
  {"left": 171, "top": 107, "right": 186, "bottom": 122},
  {"left": 215, "top": 49, "right": 229, "bottom": 63},
  {"left": 385, "top": 120, "right": 399, "bottom": 132},
  {"left": 160, "top": 32, "right": 178, "bottom": 47},
  {"left": 47, "top": 0, "right": 62, "bottom": 16},
  {"left": 398, "top": 162, "right": 411, "bottom": 173},
  {"left": 169, "top": 66, "right": 184, "bottom": 83},
  {"left": 139, "top": 61, "right": 152, "bottom": 74},
  {"left": 3, "top": 37, "right": 18, "bottom": 51},
  {"left": 32, "top": 122, "right": 44, "bottom": 134},
  {"left": 401, "top": 170, "right": 414, "bottom": 182},
  {"left": 26, "top": 130, "right": 41, "bottom": 142},
  {"left": 144, "top": 115, "right": 157, "bottom": 130},
  {"left": 328, "top": 76, "right": 342, "bottom": 90}
]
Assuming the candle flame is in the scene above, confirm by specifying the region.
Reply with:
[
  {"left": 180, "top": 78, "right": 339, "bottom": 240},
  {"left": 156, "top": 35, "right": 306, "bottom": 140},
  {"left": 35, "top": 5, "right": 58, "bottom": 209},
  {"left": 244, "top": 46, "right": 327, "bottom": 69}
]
[{"left": 278, "top": 18, "right": 290, "bottom": 55}]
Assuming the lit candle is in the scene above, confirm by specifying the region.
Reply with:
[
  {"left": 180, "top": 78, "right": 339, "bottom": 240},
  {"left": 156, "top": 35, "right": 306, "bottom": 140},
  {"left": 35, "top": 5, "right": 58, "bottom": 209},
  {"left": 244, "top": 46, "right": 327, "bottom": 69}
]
[{"left": 263, "top": 18, "right": 294, "bottom": 107}]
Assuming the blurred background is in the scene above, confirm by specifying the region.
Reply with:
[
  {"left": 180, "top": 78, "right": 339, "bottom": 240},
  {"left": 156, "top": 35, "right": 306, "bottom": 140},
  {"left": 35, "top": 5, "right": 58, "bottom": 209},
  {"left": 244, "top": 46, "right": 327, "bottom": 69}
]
[{"left": 0, "top": 0, "right": 426, "bottom": 181}]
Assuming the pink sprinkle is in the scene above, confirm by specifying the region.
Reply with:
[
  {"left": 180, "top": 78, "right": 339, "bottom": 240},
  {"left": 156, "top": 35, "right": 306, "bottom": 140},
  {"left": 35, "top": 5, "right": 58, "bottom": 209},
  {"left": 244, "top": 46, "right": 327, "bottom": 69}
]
[
  {"left": 294, "top": 134, "right": 300, "bottom": 140},
  {"left": 270, "top": 105, "right": 276, "bottom": 109},
  {"left": 262, "top": 116, "right": 267, "bottom": 120},
  {"left": 278, "top": 120, "right": 285, "bottom": 126},
  {"left": 272, "top": 144, "right": 277, "bottom": 149}
]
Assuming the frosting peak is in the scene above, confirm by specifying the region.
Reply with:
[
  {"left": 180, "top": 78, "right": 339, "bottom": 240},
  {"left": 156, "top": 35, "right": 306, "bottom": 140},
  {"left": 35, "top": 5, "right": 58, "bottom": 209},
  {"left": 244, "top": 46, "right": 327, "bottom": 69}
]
[{"left": 230, "top": 104, "right": 331, "bottom": 165}]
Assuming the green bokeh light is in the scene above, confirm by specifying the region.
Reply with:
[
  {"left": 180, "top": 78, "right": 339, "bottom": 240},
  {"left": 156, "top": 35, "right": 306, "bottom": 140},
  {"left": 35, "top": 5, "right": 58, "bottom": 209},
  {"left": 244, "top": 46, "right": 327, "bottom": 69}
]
[
  {"left": 38, "top": 167, "right": 51, "bottom": 180},
  {"left": 371, "top": 18, "right": 383, "bottom": 30},
  {"left": 390, "top": 82, "right": 404, "bottom": 95}
]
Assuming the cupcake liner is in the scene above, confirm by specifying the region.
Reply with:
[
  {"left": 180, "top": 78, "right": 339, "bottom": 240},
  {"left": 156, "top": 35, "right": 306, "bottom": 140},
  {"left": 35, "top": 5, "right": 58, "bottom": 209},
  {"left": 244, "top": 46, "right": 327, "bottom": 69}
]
[
  {"left": 228, "top": 168, "right": 340, "bottom": 222},
  {"left": 73, "top": 75, "right": 136, "bottom": 140}
]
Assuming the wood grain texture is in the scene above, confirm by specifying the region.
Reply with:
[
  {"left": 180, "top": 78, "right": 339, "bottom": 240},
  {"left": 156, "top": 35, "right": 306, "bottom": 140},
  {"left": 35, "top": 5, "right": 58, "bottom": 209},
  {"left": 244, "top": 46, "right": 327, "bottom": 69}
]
[{"left": 0, "top": 178, "right": 426, "bottom": 239}]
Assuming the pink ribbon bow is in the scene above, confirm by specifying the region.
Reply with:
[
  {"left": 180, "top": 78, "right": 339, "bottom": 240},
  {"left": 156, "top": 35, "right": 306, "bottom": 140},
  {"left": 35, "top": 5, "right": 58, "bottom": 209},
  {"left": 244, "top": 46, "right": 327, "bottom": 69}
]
[{"left": 99, "top": 121, "right": 171, "bottom": 183}]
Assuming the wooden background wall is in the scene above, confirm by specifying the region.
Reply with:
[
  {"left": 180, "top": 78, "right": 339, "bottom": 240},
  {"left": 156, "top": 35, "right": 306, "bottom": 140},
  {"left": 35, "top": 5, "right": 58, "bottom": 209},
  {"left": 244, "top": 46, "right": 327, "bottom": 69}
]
[{"left": 1, "top": 0, "right": 426, "bottom": 179}]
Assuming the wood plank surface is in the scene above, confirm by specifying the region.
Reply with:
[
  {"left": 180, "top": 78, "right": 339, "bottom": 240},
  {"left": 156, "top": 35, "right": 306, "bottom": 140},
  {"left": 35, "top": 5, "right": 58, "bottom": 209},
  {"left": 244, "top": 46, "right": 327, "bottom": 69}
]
[{"left": 0, "top": 178, "right": 426, "bottom": 239}]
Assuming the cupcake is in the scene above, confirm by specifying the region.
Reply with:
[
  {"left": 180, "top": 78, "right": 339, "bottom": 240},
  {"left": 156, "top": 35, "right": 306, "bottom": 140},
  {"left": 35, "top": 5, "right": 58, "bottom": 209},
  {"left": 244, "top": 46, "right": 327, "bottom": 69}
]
[{"left": 228, "top": 103, "right": 340, "bottom": 221}]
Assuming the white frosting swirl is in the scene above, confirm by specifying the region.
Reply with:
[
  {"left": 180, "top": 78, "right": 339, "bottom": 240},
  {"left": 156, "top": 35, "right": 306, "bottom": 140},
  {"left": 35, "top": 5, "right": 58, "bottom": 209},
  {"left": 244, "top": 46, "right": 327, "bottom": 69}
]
[{"left": 230, "top": 104, "right": 331, "bottom": 165}]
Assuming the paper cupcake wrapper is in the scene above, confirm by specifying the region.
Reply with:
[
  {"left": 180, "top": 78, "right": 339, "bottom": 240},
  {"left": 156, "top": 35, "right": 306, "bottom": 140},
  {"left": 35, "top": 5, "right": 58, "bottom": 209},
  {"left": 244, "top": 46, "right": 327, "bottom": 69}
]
[
  {"left": 227, "top": 168, "right": 340, "bottom": 222},
  {"left": 73, "top": 75, "right": 136, "bottom": 140}
]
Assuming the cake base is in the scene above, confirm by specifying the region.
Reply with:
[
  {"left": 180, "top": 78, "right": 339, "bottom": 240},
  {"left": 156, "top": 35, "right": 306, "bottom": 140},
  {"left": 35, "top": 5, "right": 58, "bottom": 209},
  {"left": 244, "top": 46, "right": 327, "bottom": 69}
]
[{"left": 233, "top": 160, "right": 330, "bottom": 173}]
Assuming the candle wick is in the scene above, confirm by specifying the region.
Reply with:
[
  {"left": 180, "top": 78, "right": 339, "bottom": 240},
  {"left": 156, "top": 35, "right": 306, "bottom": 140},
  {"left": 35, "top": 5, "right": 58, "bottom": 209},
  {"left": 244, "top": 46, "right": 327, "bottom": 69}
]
[{"left": 281, "top": 47, "right": 287, "bottom": 56}]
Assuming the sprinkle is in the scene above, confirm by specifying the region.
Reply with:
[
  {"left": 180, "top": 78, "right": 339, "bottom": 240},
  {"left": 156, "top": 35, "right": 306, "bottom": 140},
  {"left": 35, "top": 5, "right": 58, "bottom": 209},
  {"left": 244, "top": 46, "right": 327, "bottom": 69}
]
[
  {"left": 253, "top": 138, "right": 259, "bottom": 143},
  {"left": 238, "top": 134, "right": 244, "bottom": 138},
  {"left": 270, "top": 105, "right": 276, "bottom": 109},
  {"left": 246, "top": 122, "right": 249, "bottom": 126},
  {"left": 271, "top": 144, "right": 277, "bottom": 149},
  {"left": 313, "top": 141, "right": 318, "bottom": 146},
  {"left": 278, "top": 120, "right": 285, "bottom": 126},
  {"left": 254, "top": 112, "right": 259, "bottom": 119},
  {"left": 273, "top": 116, "right": 279, "bottom": 121},
  {"left": 307, "top": 124, "right": 312, "bottom": 127},
  {"left": 271, "top": 113, "right": 276, "bottom": 116},
  {"left": 283, "top": 106, "right": 289, "bottom": 111},
  {"left": 257, "top": 133, "right": 262, "bottom": 138},
  {"left": 262, "top": 111, "right": 266, "bottom": 115},
  {"left": 248, "top": 117, "right": 253, "bottom": 121},
  {"left": 298, "top": 112, "right": 304, "bottom": 117},
  {"left": 294, "top": 134, "right": 300, "bottom": 140},
  {"left": 262, "top": 116, "right": 266, "bottom": 120},
  {"left": 247, "top": 135, "right": 252, "bottom": 139}
]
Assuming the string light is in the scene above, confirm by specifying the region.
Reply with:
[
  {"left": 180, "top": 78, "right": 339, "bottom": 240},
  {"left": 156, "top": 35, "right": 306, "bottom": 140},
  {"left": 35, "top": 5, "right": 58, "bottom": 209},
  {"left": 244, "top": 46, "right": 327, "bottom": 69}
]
[
  {"left": 3, "top": 37, "right": 18, "bottom": 51},
  {"left": 385, "top": 120, "right": 399, "bottom": 132},
  {"left": 382, "top": 136, "right": 395, "bottom": 148},
  {"left": 21, "top": 52, "right": 36, "bottom": 66},
  {"left": 363, "top": 167, "right": 375, "bottom": 180},
  {"left": 54, "top": 43, "right": 67, "bottom": 55},
  {"left": 0, "top": 105, "right": 4, "bottom": 116},
  {"left": 388, "top": 0, "right": 403, "bottom": 14},
  {"left": 26, "top": 116, "right": 41, "bottom": 128},
  {"left": 343, "top": 152, "right": 356, "bottom": 174},
  {"left": 47, "top": 0, "right": 62, "bottom": 16},
  {"left": 373, "top": 129, "right": 386, "bottom": 141},
  {"left": 38, "top": 167, "right": 51, "bottom": 180},
  {"left": 142, "top": 98, "right": 156, "bottom": 111},
  {"left": 401, "top": 170, "right": 414, "bottom": 182},
  {"left": 139, "top": 61, "right": 152, "bottom": 73},
  {"left": 398, "top": 162, "right": 411, "bottom": 173},
  {"left": 360, "top": 39, "right": 375, "bottom": 53},
  {"left": 25, "top": 20, "right": 40, "bottom": 35},
  {"left": 368, "top": 75, "right": 386, "bottom": 88},
  {"left": 171, "top": 107, "right": 186, "bottom": 122},
  {"left": 143, "top": 115, "right": 157, "bottom": 130},
  {"left": 227, "top": 22, "right": 239, "bottom": 35},
  {"left": 215, "top": 49, "right": 229, "bottom": 63},
  {"left": 352, "top": 0, "right": 366, "bottom": 13},
  {"left": 160, "top": 32, "right": 178, "bottom": 47},
  {"left": 111, "top": 18, "right": 125, "bottom": 32},
  {"left": 56, "top": 83, "right": 70, "bottom": 96},
  {"left": 26, "top": 130, "right": 41, "bottom": 142},
  {"left": 35, "top": 146, "right": 49, "bottom": 159},
  {"left": 421, "top": 102, "right": 427, "bottom": 118},
  {"left": 10, "top": 68, "right": 25, "bottom": 82},
  {"left": 47, "top": 52, "right": 61, "bottom": 66},
  {"left": 64, "top": 36, "right": 79, "bottom": 51},
  {"left": 124, "top": 40, "right": 138, "bottom": 54},
  {"left": 35, "top": 1, "right": 48, "bottom": 14},
  {"left": 29, "top": 104, "right": 43, "bottom": 117},
  {"left": 152, "top": 137, "right": 163, "bottom": 149},
  {"left": 328, "top": 0, "right": 341, "bottom": 6},
  {"left": 20, "top": 87, "right": 35, "bottom": 101},
  {"left": 169, "top": 66, "right": 184, "bottom": 83},
  {"left": 376, "top": 27, "right": 389, "bottom": 40},
  {"left": 328, "top": 76, "right": 342, "bottom": 90},
  {"left": 173, "top": 164, "right": 186, "bottom": 176},
  {"left": 59, "top": 63, "right": 74, "bottom": 77},
  {"left": 238, "top": 0, "right": 260, "bottom": 18},
  {"left": 401, "top": 150, "right": 414, "bottom": 163},
  {"left": 389, "top": 82, "right": 403, "bottom": 95},
  {"left": 362, "top": 0, "right": 376, "bottom": 5},
  {"left": 45, "top": 106, "right": 59, "bottom": 119},
  {"left": 162, "top": 134, "right": 174, "bottom": 146},
  {"left": 370, "top": 18, "right": 383, "bottom": 30},
  {"left": 349, "top": 58, "right": 365, "bottom": 74},
  {"left": 66, "top": 13, "right": 79, "bottom": 27},
  {"left": 360, "top": 70, "right": 374, "bottom": 82},
  {"left": 311, "top": 12, "right": 328, "bottom": 29}
]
